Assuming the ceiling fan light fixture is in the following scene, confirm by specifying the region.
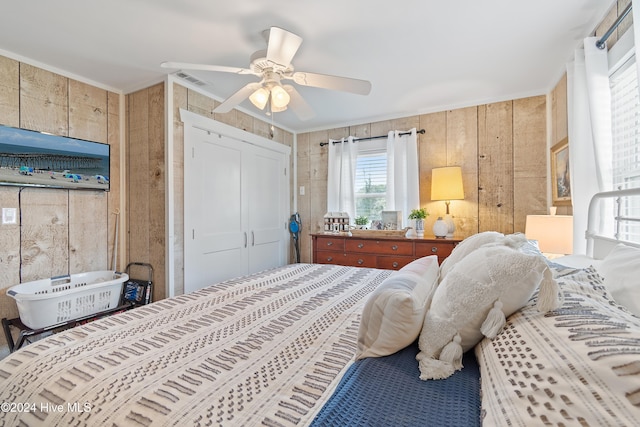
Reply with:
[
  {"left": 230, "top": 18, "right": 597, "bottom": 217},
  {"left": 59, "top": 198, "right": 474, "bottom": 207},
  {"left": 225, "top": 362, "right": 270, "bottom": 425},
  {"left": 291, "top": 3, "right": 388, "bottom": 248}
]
[
  {"left": 270, "top": 84, "right": 290, "bottom": 109},
  {"left": 270, "top": 101, "right": 287, "bottom": 113},
  {"left": 249, "top": 87, "right": 270, "bottom": 109}
]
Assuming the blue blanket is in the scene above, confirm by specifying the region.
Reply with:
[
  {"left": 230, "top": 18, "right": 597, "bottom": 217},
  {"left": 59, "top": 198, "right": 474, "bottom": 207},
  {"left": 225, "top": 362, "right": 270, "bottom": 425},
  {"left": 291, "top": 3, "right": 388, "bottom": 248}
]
[{"left": 311, "top": 342, "right": 481, "bottom": 427}]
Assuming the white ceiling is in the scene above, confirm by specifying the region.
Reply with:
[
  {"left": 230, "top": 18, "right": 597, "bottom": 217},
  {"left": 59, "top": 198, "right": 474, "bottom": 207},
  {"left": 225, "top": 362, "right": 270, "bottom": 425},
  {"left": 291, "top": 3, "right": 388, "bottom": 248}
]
[{"left": 0, "top": 0, "right": 616, "bottom": 133}]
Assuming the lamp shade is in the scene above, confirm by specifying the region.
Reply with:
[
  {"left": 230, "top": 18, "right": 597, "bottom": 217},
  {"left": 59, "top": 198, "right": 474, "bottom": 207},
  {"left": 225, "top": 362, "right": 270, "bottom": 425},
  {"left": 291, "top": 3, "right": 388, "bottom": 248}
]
[
  {"left": 525, "top": 215, "right": 573, "bottom": 254},
  {"left": 431, "top": 166, "right": 465, "bottom": 201}
]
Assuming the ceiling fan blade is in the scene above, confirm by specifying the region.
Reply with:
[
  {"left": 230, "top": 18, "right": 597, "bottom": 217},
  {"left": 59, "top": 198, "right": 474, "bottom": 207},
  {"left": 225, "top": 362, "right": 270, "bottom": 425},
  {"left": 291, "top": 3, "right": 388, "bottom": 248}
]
[
  {"left": 161, "top": 61, "right": 255, "bottom": 75},
  {"left": 291, "top": 71, "right": 372, "bottom": 95},
  {"left": 266, "top": 27, "right": 303, "bottom": 67},
  {"left": 213, "top": 82, "right": 262, "bottom": 113},
  {"left": 284, "top": 85, "right": 315, "bottom": 121}
]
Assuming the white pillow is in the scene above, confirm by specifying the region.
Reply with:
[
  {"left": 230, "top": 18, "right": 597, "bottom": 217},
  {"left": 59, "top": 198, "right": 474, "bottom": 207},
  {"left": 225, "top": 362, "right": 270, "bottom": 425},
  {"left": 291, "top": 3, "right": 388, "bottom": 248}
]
[
  {"left": 417, "top": 245, "right": 559, "bottom": 380},
  {"left": 356, "top": 255, "right": 439, "bottom": 359},
  {"left": 440, "top": 232, "right": 534, "bottom": 281},
  {"left": 439, "top": 231, "right": 505, "bottom": 279},
  {"left": 399, "top": 253, "right": 441, "bottom": 274},
  {"left": 598, "top": 244, "right": 640, "bottom": 317}
]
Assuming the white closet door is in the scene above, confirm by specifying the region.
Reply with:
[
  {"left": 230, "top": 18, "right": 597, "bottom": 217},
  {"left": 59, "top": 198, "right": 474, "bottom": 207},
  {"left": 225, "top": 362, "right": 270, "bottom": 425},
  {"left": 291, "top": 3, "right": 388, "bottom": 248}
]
[
  {"left": 184, "top": 131, "right": 248, "bottom": 292},
  {"left": 182, "top": 110, "right": 290, "bottom": 295},
  {"left": 246, "top": 143, "right": 287, "bottom": 274}
]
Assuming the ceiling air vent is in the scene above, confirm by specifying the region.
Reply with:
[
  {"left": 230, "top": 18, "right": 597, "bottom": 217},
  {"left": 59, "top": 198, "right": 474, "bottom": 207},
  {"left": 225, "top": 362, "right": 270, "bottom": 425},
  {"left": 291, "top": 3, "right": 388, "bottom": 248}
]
[{"left": 175, "top": 71, "right": 206, "bottom": 86}]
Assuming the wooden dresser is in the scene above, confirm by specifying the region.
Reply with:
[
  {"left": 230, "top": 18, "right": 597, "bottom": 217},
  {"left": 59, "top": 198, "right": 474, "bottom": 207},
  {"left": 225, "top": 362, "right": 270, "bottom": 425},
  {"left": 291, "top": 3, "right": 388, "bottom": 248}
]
[{"left": 311, "top": 233, "right": 461, "bottom": 270}]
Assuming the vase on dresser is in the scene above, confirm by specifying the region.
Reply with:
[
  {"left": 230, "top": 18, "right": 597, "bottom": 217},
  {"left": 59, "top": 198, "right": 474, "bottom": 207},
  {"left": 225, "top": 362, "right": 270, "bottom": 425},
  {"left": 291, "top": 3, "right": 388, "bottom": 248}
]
[
  {"left": 433, "top": 217, "right": 448, "bottom": 238},
  {"left": 415, "top": 219, "right": 424, "bottom": 238}
]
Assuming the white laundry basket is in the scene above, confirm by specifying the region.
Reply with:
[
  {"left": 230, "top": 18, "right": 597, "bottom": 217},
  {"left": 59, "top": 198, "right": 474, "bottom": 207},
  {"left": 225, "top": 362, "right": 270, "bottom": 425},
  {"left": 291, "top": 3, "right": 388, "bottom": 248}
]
[{"left": 7, "top": 270, "right": 129, "bottom": 329}]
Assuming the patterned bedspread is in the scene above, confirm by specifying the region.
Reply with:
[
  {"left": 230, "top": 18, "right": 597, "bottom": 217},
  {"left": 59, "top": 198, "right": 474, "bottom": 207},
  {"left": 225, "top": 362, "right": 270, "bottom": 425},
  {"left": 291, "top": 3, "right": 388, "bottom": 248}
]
[
  {"left": 0, "top": 263, "right": 392, "bottom": 427},
  {"left": 476, "top": 265, "right": 640, "bottom": 426}
]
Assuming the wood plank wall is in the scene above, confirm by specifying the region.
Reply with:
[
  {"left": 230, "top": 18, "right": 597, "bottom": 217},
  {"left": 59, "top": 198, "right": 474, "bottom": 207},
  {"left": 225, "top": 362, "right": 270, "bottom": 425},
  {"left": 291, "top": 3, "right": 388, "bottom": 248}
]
[
  {"left": 296, "top": 95, "right": 547, "bottom": 263},
  {"left": 126, "top": 84, "right": 165, "bottom": 302},
  {"left": 0, "top": 57, "right": 122, "bottom": 347}
]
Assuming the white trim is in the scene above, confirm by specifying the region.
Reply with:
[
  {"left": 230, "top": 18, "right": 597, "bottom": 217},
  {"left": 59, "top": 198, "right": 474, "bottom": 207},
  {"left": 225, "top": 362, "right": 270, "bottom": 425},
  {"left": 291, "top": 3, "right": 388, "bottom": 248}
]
[
  {"left": 179, "top": 109, "right": 291, "bottom": 156},
  {"left": 165, "top": 75, "right": 175, "bottom": 298},
  {"left": 292, "top": 133, "right": 298, "bottom": 213}
]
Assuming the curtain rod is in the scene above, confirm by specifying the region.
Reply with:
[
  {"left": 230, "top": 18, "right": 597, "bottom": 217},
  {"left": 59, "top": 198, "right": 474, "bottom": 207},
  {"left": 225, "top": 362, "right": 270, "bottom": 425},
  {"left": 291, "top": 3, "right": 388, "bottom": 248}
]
[
  {"left": 596, "top": 3, "right": 632, "bottom": 49},
  {"left": 319, "top": 129, "right": 425, "bottom": 146}
]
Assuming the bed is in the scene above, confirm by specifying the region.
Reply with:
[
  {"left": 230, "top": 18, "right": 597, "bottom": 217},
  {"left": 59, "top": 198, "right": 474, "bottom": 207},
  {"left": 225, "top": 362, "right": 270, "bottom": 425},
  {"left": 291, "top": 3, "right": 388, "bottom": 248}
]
[{"left": 0, "top": 189, "right": 638, "bottom": 426}]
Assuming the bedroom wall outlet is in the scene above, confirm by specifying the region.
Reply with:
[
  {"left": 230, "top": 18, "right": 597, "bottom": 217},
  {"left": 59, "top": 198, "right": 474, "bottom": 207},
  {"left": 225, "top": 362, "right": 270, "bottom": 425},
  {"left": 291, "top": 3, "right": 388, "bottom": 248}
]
[{"left": 2, "top": 207, "right": 17, "bottom": 224}]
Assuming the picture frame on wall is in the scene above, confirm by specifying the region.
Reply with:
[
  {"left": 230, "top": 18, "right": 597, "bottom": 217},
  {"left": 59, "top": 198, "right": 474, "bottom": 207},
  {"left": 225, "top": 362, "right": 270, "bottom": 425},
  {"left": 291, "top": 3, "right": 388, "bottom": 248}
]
[
  {"left": 551, "top": 138, "right": 571, "bottom": 206},
  {"left": 0, "top": 124, "right": 110, "bottom": 191}
]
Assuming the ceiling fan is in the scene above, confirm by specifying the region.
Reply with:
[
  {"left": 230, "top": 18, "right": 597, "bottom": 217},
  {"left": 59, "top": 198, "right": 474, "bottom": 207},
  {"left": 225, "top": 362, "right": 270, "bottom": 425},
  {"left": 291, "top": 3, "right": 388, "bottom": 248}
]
[{"left": 161, "top": 27, "right": 372, "bottom": 121}]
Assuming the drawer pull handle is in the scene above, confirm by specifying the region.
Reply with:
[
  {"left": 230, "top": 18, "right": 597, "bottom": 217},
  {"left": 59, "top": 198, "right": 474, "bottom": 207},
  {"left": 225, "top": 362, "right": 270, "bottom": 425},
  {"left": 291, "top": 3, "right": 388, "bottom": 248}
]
[
  {"left": 431, "top": 247, "right": 438, "bottom": 253},
  {"left": 392, "top": 262, "right": 399, "bottom": 268},
  {"left": 357, "top": 243, "right": 364, "bottom": 249},
  {"left": 326, "top": 241, "right": 333, "bottom": 246},
  {"left": 327, "top": 256, "right": 333, "bottom": 262},
  {"left": 391, "top": 245, "right": 398, "bottom": 251},
  {"left": 357, "top": 259, "right": 364, "bottom": 265}
]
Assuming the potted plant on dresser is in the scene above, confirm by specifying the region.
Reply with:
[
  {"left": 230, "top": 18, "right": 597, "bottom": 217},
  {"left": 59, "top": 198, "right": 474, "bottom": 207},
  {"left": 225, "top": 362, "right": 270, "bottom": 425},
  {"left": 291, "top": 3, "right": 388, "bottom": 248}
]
[
  {"left": 354, "top": 216, "right": 369, "bottom": 229},
  {"left": 408, "top": 208, "right": 428, "bottom": 238}
]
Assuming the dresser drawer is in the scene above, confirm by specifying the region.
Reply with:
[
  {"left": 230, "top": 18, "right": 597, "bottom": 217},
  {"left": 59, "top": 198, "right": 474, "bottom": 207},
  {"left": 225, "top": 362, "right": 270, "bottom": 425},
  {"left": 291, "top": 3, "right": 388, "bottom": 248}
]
[
  {"left": 343, "top": 253, "right": 377, "bottom": 268},
  {"left": 345, "top": 239, "right": 413, "bottom": 255},
  {"left": 376, "top": 256, "right": 414, "bottom": 270},
  {"left": 315, "top": 250, "right": 345, "bottom": 265},
  {"left": 315, "top": 236, "right": 345, "bottom": 252},
  {"left": 415, "top": 241, "right": 456, "bottom": 258}
]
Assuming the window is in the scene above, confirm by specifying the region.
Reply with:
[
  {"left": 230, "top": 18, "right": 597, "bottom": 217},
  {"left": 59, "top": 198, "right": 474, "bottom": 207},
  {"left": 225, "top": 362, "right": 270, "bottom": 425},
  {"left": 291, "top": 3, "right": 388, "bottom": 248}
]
[
  {"left": 354, "top": 143, "right": 387, "bottom": 221},
  {"left": 610, "top": 56, "right": 640, "bottom": 190},
  {"left": 610, "top": 55, "right": 640, "bottom": 241}
]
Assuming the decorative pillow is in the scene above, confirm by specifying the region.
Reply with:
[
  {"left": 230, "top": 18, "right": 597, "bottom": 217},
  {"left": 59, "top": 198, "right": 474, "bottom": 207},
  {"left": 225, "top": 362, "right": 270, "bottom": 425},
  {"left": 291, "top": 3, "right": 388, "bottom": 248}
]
[
  {"left": 399, "top": 253, "right": 441, "bottom": 274},
  {"left": 416, "top": 245, "right": 560, "bottom": 380},
  {"left": 476, "top": 266, "right": 640, "bottom": 426},
  {"left": 440, "top": 232, "right": 533, "bottom": 281},
  {"left": 356, "top": 255, "right": 439, "bottom": 360},
  {"left": 439, "top": 231, "right": 504, "bottom": 279},
  {"left": 598, "top": 243, "right": 640, "bottom": 317}
]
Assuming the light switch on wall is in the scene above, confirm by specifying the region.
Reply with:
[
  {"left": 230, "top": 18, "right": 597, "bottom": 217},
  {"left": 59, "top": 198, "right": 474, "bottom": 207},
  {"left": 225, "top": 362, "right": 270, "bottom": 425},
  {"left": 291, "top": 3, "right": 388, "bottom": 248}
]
[
  {"left": 299, "top": 186, "right": 305, "bottom": 196},
  {"left": 2, "top": 207, "right": 17, "bottom": 224}
]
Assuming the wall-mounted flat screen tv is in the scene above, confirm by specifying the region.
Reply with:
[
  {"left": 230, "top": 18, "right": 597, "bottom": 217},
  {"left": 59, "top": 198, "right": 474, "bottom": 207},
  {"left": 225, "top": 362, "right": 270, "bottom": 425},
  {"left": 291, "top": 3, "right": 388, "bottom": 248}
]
[{"left": 0, "top": 124, "right": 110, "bottom": 191}]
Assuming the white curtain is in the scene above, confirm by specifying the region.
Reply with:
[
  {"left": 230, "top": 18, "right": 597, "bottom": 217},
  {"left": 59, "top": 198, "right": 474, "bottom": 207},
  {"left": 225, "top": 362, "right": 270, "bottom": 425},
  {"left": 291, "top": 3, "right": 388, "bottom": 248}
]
[
  {"left": 327, "top": 136, "right": 356, "bottom": 220},
  {"left": 386, "top": 128, "right": 420, "bottom": 226},
  {"left": 566, "top": 37, "right": 613, "bottom": 254}
]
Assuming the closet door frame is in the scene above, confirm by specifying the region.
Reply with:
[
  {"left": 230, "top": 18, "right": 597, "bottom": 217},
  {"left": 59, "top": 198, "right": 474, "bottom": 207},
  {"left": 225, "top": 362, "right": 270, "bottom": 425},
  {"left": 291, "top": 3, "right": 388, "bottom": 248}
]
[{"left": 181, "top": 109, "right": 291, "bottom": 293}]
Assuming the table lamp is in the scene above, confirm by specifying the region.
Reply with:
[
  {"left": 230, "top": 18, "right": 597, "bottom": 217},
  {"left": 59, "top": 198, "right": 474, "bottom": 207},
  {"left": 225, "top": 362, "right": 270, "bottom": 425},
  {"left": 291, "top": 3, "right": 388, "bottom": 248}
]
[
  {"left": 431, "top": 166, "right": 465, "bottom": 238},
  {"left": 525, "top": 214, "right": 573, "bottom": 257}
]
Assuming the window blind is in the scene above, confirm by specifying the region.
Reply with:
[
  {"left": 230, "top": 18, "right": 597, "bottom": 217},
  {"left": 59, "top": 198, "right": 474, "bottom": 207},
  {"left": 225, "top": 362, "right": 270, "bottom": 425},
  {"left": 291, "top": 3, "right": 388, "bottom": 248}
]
[
  {"left": 354, "top": 151, "right": 387, "bottom": 220},
  {"left": 610, "top": 56, "right": 640, "bottom": 241}
]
